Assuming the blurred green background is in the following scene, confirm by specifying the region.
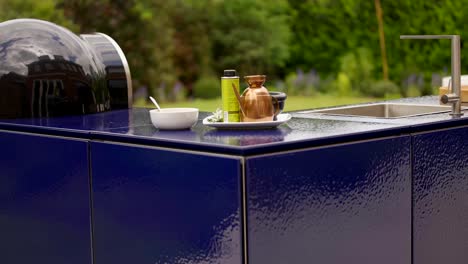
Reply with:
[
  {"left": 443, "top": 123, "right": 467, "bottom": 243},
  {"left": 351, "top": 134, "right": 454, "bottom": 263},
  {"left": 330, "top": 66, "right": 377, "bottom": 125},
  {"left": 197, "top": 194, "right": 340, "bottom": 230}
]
[{"left": 1, "top": 0, "right": 466, "bottom": 111}]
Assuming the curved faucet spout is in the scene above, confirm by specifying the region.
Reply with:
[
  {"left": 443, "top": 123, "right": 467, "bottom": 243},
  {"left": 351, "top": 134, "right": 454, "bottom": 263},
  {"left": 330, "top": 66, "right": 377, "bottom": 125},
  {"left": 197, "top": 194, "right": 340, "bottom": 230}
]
[{"left": 400, "top": 35, "right": 463, "bottom": 117}]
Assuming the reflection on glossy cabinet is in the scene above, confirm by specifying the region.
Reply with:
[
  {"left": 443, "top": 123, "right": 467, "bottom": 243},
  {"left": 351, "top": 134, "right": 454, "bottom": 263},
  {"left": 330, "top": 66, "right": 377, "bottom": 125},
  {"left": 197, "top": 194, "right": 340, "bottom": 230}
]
[
  {"left": 0, "top": 131, "right": 91, "bottom": 264},
  {"left": 413, "top": 127, "right": 468, "bottom": 264},
  {"left": 90, "top": 141, "right": 243, "bottom": 264},
  {"left": 246, "top": 136, "right": 411, "bottom": 264}
]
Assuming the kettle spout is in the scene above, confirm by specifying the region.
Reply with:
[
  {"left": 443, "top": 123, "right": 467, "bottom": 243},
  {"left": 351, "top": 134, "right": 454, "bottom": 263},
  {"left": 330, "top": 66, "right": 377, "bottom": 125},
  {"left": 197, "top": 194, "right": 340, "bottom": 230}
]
[{"left": 232, "top": 83, "right": 245, "bottom": 115}]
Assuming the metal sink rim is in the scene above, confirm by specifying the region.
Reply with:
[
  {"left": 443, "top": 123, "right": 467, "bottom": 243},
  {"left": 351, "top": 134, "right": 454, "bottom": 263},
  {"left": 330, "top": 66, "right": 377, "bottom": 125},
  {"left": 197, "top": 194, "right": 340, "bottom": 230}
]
[{"left": 297, "top": 103, "right": 455, "bottom": 119}]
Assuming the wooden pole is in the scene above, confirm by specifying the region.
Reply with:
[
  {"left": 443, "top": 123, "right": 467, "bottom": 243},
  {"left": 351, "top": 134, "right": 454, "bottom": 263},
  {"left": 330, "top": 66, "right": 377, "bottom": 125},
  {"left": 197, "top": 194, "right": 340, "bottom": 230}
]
[{"left": 374, "top": 0, "right": 389, "bottom": 80}]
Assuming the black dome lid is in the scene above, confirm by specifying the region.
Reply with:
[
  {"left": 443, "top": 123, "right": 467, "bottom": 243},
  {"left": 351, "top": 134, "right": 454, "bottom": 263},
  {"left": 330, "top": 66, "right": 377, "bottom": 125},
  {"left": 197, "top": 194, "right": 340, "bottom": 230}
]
[{"left": 0, "top": 19, "right": 132, "bottom": 118}]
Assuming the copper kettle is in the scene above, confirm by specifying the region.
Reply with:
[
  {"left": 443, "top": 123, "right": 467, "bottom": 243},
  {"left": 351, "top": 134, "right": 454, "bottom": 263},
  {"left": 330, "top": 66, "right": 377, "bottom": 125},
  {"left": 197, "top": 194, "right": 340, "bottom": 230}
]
[{"left": 232, "top": 75, "right": 279, "bottom": 122}]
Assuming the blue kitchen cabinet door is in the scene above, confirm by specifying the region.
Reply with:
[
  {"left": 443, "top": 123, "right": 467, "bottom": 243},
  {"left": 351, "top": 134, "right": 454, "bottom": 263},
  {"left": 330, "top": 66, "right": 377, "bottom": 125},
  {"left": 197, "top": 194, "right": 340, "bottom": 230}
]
[
  {"left": 0, "top": 131, "right": 92, "bottom": 264},
  {"left": 90, "top": 141, "right": 243, "bottom": 264},
  {"left": 246, "top": 136, "right": 411, "bottom": 264},
  {"left": 413, "top": 127, "right": 468, "bottom": 264}
]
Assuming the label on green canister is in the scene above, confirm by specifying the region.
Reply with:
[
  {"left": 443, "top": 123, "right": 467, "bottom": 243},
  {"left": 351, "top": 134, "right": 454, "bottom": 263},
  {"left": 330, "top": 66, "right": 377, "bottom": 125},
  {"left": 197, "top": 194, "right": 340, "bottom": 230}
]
[{"left": 221, "top": 69, "right": 240, "bottom": 122}]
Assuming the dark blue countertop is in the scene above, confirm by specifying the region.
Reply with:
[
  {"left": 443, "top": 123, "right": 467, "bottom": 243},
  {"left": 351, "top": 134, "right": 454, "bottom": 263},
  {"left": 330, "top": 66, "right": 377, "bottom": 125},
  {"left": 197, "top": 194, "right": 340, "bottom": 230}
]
[{"left": 1, "top": 96, "right": 468, "bottom": 155}]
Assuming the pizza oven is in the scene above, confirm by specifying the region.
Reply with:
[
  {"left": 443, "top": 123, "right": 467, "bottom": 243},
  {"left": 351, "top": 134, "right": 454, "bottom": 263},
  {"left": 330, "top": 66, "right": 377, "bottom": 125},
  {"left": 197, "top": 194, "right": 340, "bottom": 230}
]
[{"left": 0, "top": 18, "right": 132, "bottom": 118}]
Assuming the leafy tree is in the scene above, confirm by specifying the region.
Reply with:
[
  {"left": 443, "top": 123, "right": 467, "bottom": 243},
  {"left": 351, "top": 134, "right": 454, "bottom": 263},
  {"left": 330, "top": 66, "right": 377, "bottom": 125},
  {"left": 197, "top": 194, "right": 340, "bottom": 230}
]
[
  {"left": 211, "top": 0, "right": 292, "bottom": 78},
  {"left": 288, "top": 0, "right": 468, "bottom": 95},
  {"left": 288, "top": 0, "right": 377, "bottom": 76},
  {"left": 59, "top": 0, "right": 177, "bottom": 100},
  {"left": 374, "top": 0, "right": 388, "bottom": 80},
  {"left": 383, "top": 0, "right": 467, "bottom": 83},
  {"left": 0, "top": 0, "right": 77, "bottom": 31},
  {"left": 7, "top": 0, "right": 468, "bottom": 99},
  {"left": 170, "top": 0, "right": 216, "bottom": 96}
]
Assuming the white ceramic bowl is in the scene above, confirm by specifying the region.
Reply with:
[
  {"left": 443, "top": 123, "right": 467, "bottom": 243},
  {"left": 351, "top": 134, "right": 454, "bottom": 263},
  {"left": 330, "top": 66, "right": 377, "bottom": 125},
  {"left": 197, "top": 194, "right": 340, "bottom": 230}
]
[{"left": 149, "top": 108, "right": 199, "bottom": 130}]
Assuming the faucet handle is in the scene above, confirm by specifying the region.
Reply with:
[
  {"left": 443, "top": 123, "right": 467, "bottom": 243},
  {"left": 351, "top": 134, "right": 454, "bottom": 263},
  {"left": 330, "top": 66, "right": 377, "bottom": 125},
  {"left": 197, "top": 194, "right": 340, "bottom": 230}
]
[
  {"left": 441, "top": 75, "right": 458, "bottom": 104},
  {"left": 440, "top": 93, "right": 459, "bottom": 104}
]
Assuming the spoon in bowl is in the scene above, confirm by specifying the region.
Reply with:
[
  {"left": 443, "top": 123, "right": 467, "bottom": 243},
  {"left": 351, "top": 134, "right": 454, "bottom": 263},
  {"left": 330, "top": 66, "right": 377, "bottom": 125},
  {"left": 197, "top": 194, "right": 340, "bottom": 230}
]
[{"left": 149, "top": 96, "right": 161, "bottom": 111}]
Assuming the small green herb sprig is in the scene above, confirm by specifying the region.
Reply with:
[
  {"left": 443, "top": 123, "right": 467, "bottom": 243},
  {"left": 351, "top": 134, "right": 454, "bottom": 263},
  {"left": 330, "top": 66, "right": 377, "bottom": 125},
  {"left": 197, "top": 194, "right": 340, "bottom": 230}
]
[{"left": 208, "top": 108, "right": 223, "bottom": 122}]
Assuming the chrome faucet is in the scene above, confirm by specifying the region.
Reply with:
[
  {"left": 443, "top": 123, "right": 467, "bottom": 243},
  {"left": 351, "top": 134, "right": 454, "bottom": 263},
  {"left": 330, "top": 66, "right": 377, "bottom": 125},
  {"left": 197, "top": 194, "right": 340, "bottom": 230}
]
[{"left": 400, "top": 35, "right": 463, "bottom": 117}]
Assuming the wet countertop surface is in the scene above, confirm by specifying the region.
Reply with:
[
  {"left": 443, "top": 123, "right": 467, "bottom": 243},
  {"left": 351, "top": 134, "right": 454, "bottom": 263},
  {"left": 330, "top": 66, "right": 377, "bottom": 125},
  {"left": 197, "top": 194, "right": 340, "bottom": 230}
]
[{"left": 1, "top": 96, "right": 468, "bottom": 155}]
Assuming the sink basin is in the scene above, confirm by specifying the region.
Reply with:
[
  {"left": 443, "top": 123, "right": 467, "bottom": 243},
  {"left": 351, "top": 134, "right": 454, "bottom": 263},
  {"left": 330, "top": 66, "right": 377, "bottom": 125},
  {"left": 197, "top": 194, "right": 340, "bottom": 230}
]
[{"left": 299, "top": 103, "right": 453, "bottom": 119}]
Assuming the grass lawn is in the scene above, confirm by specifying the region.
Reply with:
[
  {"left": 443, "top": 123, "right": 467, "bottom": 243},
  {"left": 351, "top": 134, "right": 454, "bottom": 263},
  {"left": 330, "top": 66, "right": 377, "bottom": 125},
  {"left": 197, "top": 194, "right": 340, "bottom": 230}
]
[{"left": 134, "top": 94, "right": 381, "bottom": 112}]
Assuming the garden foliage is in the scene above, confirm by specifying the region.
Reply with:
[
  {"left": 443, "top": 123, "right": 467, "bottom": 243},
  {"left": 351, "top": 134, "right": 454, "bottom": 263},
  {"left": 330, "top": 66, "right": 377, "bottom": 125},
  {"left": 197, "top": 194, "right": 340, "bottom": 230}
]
[{"left": 1, "top": 0, "right": 467, "bottom": 100}]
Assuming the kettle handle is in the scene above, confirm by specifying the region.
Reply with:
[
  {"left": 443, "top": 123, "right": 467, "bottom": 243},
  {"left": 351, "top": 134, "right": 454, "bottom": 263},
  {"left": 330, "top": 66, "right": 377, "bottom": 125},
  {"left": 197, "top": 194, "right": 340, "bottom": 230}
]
[{"left": 271, "top": 96, "right": 280, "bottom": 117}]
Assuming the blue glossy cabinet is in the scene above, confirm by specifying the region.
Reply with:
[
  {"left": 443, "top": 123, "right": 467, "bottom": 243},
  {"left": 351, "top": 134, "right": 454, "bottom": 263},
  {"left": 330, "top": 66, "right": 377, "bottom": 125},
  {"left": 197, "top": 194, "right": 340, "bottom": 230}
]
[
  {"left": 413, "top": 126, "right": 468, "bottom": 264},
  {"left": 0, "top": 130, "right": 91, "bottom": 264},
  {"left": 245, "top": 136, "right": 411, "bottom": 264},
  {"left": 90, "top": 141, "right": 243, "bottom": 264},
  {"left": 4, "top": 114, "right": 468, "bottom": 264}
]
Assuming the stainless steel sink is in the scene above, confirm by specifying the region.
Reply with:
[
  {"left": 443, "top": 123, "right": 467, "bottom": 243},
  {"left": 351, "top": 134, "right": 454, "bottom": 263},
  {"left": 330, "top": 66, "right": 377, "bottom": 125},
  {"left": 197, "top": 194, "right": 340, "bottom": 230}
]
[{"left": 299, "top": 103, "right": 453, "bottom": 119}]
